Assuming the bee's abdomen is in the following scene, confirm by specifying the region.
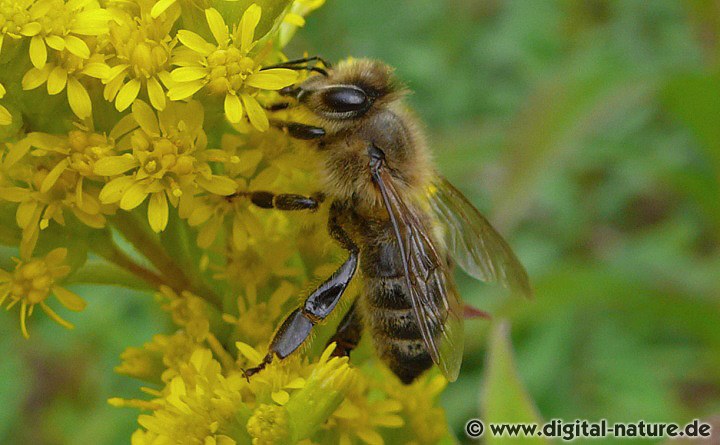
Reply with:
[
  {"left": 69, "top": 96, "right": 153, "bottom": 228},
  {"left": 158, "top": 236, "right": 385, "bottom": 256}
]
[{"left": 363, "top": 278, "right": 434, "bottom": 384}]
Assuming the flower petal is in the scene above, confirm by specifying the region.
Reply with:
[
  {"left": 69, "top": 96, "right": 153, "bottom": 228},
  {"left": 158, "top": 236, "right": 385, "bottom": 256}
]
[
  {"left": 224, "top": 93, "right": 243, "bottom": 123},
  {"left": 81, "top": 62, "right": 110, "bottom": 79},
  {"left": 205, "top": 8, "right": 228, "bottom": 46},
  {"left": 151, "top": 0, "right": 176, "bottom": 18},
  {"left": 239, "top": 4, "right": 261, "bottom": 53},
  {"left": 246, "top": 69, "right": 298, "bottom": 90},
  {"left": 45, "top": 35, "right": 65, "bottom": 51},
  {"left": 148, "top": 192, "right": 169, "bottom": 232},
  {"left": 167, "top": 80, "right": 205, "bottom": 101},
  {"left": 120, "top": 181, "right": 149, "bottom": 210},
  {"left": 170, "top": 67, "right": 208, "bottom": 82},
  {"left": 47, "top": 66, "right": 68, "bottom": 95},
  {"left": 52, "top": 286, "right": 87, "bottom": 311},
  {"left": 29, "top": 35, "right": 46, "bottom": 68},
  {"left": 271, "top": 390, "right": 290, "bottom": 405},
  {"left": 99, "top": 175, "right": 136, "bottom": 203},
  {"left": 0, "top": 105, "right": 11, "bottom": 126},
  {"left": 241, "top": 94, "right": 269, "bottom": 131},
  {"left": 67, "top": 77, "right": 92, "bottom": 119},
  {"left": 40, "top": 158, "right": 69, "bottom": 193},
  {"left": 64, "top": 35, "right": 90, "bottom": 59},
  {"left": 39, "top": 302, "right": 74, "bottom": 330},
  {"left": 116, "top": 78, "right": 141, "bottom": 111},
  {"left": 177, "top": 30, "right": 214, "bottom": 56},
  {"left": 131, "top": 100, "right": 160, "bottom": 136},
  {"left": 147, "top": 76, "right": 166, "bottom": 110},
  {"left": 236, "top": 342, "right": 264, "bottom": 365},
  {"left": 22, "top": 64, "right": 52, "bottom": 90},
  {"left": 197, "top": 174, "right": 237, "bottom": 195},
  {"left": 94, "top": 154, "right": 138, "bottom": 176},
  {"left": 4, "top": 140, "right": 31, "bottom": 167}
]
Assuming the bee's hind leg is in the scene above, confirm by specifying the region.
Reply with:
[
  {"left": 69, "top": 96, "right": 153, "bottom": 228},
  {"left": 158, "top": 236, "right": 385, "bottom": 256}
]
[
  {"left": 327, "top": 301, "right": 363, "bottom": 357},
  {"left": 243, "top": 209, "right": 358, "bottom": 377}
]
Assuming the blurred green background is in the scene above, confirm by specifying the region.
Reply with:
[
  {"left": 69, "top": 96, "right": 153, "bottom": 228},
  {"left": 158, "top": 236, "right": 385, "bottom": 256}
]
[{"left": 3, "top": 0, "right": 720, "bottom": 443}]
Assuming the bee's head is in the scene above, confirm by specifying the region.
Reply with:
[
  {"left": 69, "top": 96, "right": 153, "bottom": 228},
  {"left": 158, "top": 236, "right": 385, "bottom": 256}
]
[{"left": 281, "top": 59, "right": 401, "bottom": 122}]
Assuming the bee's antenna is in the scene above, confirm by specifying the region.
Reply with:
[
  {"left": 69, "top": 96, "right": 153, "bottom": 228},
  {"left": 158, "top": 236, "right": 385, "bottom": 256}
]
[{"left": 261, "top": 56, "right": 331, "bottom": 77}]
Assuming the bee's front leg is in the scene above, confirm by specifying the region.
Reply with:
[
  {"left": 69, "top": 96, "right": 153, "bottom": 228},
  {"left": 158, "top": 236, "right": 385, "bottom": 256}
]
[
  {"left": 228, "top": 191, "right": 325, "bottom": 211},
  {"left": 244, "top": 212, "right": 358, "bottom": 378},
  {"left": 271, "top": 120, "right": 326, "bottom": 140}
]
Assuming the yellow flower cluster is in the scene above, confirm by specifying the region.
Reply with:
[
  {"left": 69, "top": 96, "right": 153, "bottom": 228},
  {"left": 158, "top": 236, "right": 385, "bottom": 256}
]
[
  {"left": 113, "top": 290, "right": 448, "bottom": 445},
  {"left": 0, "top": 0, "right": 456, "bottom": 443}
]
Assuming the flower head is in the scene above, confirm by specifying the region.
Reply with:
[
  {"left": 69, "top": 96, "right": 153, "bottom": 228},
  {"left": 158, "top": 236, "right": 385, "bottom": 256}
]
[
  {"left": 168, "top": 5, "right": 298, "bottom": 130},
  {"left": 103, "top": 2, "right": 178, "bottom": 111},
  {"left": 0, "top": 247, "right": 86, "bottom": 338},
  {"left": 96, "top": 99, "right": 236, "bottom": 232},
  {"left": 0, "top": 131, "right": 114, "bottom": 256}
]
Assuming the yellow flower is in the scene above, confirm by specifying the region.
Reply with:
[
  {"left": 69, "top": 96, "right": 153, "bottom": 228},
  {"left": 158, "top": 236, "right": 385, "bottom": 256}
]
[
  {"left": 148, "top": 0, "right": 207, "bottom": 19},
  {"left": 96, "top": 100, "right": 236, "bottom": 232},
  {"left": 383, "top": 373, "right": 450, "bottom": 445},
  {"left": 0, "top": 0, "right": 39, "bottom": 56},
  {"left": 0, "top": 83, "right": 10, "bottom": 125},
  {"left": 21, "top": 49, "right": 110, "bottom": 120},
  {"left": 0, "top": 132, "right": 112, "bottom": 256},
  {"left": 158, "top": 285, "right": 210, "bottom": 342},
  {"left": 133, "top": 348, "right": 249, "bottom": 445},
  {"left": 223, "top": 280, "right": 296, "bottom": 346},
  {"left": 168, "top": 5, "right": 298, "bottom": 130},
  {"left": 326, "top": 375, "right": 404, "bottom": 445},
  {"left": 22, "top": 0, "right": 111, "bottom": 69},
  {"left": 0, "top": 247, "right": 86, "bottom": 338},
  {"left": 114, "top": 335, "right": 167, "bottom": 385},
  {"left": 103, "top": 3, "right": 178, "bottom": 111},
  {"left": 246, "top": 404, "right": 291, "bottom": 445}
]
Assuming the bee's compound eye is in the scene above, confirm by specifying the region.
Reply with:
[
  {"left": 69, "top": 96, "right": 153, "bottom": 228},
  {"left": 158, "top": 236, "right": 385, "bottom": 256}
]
[{"left": 322, "top": 86, "right": 369, "bottom": 113}]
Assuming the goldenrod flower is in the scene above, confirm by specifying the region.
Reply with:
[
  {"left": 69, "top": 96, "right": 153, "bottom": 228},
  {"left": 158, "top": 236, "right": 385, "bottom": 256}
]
[
  {"left": 0, "top": 0, "right": 458, "bottom": 441},
  {"left": 158, "top": 285, "right": 210, "bottom": 342},
  {"left": 22, "top": 0, "right": 111, "bottom": 68},
  {"left": 148, "top": 0, "right": 207, "bottom": 19},
  {"left": 326, "top": 377, "right": 404, "bottom": 445},
  {"left": 0, "top": 131, "right": 112, "bottom": 257},
  {"left": 246, "top": 404, "right": 291, "bottom": 444},
  {"left": 0, "top": 0, "right": 38, "bottom": 56},
  {"left": 384, "top": 373, "right": 450, "bottom": 444},
  {"left": 103, "top": 3, "right": 178, "bottom": 111},
  {"left": 96, "top": 100, "right": 237, "bottom": 232},
  {"left": 133, "top": 348, "right": 249, "bottom": 444},
  {"left": 224, "top": 281, "right": 296, "bottom": 346},
  {"left": 168, "top": 5, "right": 298, "bottom": 130},
  {"left": 0, "top": 247, "right": 86, "bottom": 338},
  {"left": 21, "top": 50, "right": 110, "bottom": 120}
]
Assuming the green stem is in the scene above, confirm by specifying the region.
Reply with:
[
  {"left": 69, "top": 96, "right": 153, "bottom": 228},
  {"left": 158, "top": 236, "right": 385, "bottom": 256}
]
[
  {"left": 112, "top": 212, "right": 222, "bottom": 309},
  {"left": 67, "top": 261, "right": 153, "bottom": 291},
  {"left": 93, "top": 243, "right": 167, "bottom": 290}
]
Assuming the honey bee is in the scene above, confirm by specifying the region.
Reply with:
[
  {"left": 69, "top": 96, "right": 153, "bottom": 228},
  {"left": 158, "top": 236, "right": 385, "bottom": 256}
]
[{"left": 241, "top": 57, "right": 531, "bottom": 384}]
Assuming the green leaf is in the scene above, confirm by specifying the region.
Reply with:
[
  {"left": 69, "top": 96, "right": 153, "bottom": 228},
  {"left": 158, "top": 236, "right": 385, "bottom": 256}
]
[
  {"left": 482, "top": 320, "right": 547, "bottom": 445},
  {"left": 663, "top": 70, "right": 720, "bottom": 168}
]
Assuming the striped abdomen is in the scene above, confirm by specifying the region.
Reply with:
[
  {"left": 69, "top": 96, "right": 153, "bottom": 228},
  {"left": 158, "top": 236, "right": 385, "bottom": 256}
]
[{"left": 360, "top": 240, "right": 440, "bottom": 384}]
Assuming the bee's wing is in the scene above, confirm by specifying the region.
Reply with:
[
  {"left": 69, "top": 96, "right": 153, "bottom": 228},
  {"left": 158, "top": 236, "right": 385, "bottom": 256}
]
[
  {"left": 373, "top": 165, "right": 464, "bottom": 382},
  {"left": 427, "top": 176, "right": 532, "bottom": 298}
]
